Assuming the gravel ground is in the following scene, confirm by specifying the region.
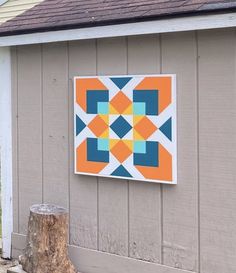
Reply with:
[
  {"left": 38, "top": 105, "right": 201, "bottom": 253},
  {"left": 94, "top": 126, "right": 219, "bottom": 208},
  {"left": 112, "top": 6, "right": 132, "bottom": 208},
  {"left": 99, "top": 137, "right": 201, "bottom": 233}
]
[
  {"left": 0, "top": 240, "right": 18, "bottom": 273},
  {"left": 0, "top": 258, "right": 18, "bottom": 273}
]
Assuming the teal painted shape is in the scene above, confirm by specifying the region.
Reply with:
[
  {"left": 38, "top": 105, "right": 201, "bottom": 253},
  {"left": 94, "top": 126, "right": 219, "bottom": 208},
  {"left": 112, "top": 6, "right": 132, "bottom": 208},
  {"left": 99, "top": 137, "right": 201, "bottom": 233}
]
[
  {"left": 110, "top": 77, "right": 132, "bottom": 89},
  {"left": 87, "top": 138, "right": 109, "bottom": 162},
  {"left": 87, "top": 90, "right": 108, "bottom": 114},
  {"left": 97, "top": 102, "right": 109, "bottom": 114},
  {"left": 159, "top": 118, "right": 172, "bottom": 141},
  {"left": 76, "top": 115, "right": 86, "bottom": 136},
  {"left": 134, "top": 141, "right": 146, "bottom": 153},
  {"left": 111, "top": 165, "right": 132, "bottom": 178},
  {"left": 134, "top": 141, "right": 158, "bottom": 167},
  {"left": 110, "top": 116, "right": 132, "bottom": 138},
  {"left": 133, "top": 90, "right": 158, "bottom": 115},
  {"left": 133, "top": 102, "right": 146, "bottom": 115},
  {"left": 97, "top": 138, "right": 109, "bottom": 151}
]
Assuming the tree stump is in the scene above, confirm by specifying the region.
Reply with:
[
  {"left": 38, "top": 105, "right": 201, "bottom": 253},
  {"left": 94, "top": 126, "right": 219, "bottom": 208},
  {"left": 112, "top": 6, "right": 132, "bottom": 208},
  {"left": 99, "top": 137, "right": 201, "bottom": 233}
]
[{"left": 19, "top": 204, "right": 77, "bottom": 273}]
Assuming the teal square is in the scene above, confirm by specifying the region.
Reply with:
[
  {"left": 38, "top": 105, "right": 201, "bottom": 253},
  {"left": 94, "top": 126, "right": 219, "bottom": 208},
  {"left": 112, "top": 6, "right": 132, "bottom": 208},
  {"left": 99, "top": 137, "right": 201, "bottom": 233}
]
[
  {"left": 97, "top": 102, "right": 109, "bottom": 114},
  {"left": 134, "top": 141, "right": 146, "bottom": 154},
  {"left": 97, "top": 138, "right": 109, "bottom": 151},
  {"left": 133, "top": 102, "right": 146, "bottom": 115}
]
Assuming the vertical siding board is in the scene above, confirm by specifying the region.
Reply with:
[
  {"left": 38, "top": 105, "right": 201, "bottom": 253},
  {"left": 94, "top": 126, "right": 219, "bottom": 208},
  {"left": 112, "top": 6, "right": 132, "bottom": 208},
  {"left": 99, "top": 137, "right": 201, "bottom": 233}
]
[
  {"left": 68, "top": 40, "right": 98, "bottom": 249},
  {"left": 42, "top": 42, "right": 69, "bottom": 208},
  {"left": 10, "top": 30, "right": 236, "bottom": 273},
  {"left": 161, "top": 32, "right": 198, "bottom": 271},
  {"left": 127, "top": 35, "right": 162, "bottom": 263},
  {"left": 198, "top": 29, "right": 236, "bottom": 273},
  {"left": 97, "top": 37, "right": 129, "bottom": 256},
  {"left": 17, "top": 45, "right": 42, "bottom": 234},
  {"left": 11, "top": 47, "right": 19, "bottom": 233}
]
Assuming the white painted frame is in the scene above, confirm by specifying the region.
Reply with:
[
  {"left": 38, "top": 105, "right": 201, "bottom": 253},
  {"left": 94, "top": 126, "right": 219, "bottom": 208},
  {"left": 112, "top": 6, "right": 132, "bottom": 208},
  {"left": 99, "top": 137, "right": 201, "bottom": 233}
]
[
  {"left": 74, "top": 74, "right": 177, "bottom": 184},
  {"left": 0, "top": 12, "right": 236, "bottom": 47},
  {"left": 0, "top": 47, "right": 13, "bottom": 258}
]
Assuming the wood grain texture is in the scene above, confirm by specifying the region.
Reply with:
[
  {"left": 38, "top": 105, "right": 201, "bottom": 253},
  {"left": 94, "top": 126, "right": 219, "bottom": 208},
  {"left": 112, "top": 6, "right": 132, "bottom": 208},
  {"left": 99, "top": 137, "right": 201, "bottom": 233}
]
[
  {"left": 11, "top": 31, "right": 236, "bottom": 273},
  {"left": 127, "top": 35, "right": 162, "bottom": 263},
  {"left": 69, "top": 244, "right": 195, "bottom": 273},
  {"left": 97, "top": 37, "right": 129, "bottom": 256},
  {"left": 20, "top": 204, "right": 76, "bottom": 273},
  {"left": 17, "top": 44, "right": 42, "bottom": 234},
  {"left": 11, "top": 46, "right": 18, "bottom": 233},
  {"left": 198, "top": 29, "right": 236, "bottom": 273},
  {"left": 11, "top": 233, "right": 196, "bottom": 273},
  {"left": 161, "top": 32, "right": 199, "bottom": 271},
  {"left": 68, "top": 40, "right": 98, "bottom": 249},
  {"left": 42, "top": 42, "right": 69, "bottom": 208}
]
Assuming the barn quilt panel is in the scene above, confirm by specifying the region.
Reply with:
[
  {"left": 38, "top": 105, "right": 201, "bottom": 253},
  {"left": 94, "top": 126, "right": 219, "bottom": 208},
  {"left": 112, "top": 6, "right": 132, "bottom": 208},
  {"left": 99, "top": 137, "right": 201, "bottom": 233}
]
[{"left": 74, "top": 75, "right": 176, "bottom": 184}]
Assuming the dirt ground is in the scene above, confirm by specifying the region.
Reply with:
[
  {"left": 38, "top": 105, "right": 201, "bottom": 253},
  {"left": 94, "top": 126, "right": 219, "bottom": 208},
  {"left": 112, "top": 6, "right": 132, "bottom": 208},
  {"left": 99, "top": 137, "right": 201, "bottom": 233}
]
[
  {"left": 0, "top": 240, "right": 18, "bottom": 273},
  {"left": 0, "top": 258, "right": 17, "bottom": 273}
]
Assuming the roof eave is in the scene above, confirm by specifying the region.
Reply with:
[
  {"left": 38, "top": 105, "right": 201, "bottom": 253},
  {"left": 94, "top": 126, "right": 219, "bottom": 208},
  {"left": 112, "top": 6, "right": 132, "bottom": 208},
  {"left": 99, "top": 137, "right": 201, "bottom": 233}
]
[
  {"left": 0, "top": 11, "right": 236, "bottom": 47},
  {"left": 1, "top": 8, "right": 236, "bottom": 37}
]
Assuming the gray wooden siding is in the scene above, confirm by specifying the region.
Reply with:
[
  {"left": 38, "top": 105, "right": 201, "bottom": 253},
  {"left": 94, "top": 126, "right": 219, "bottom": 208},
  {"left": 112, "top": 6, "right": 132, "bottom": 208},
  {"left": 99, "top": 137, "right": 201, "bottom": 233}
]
[
  {"left": 11, "top": 29, "right": 236, "bottom": 273},
  {"left": 198, "top": 29, "right": 236, "bottom": 273},
  {"left": 128, "top": 35, "right": 162, "bottom": 264},
  {"left": 97, "top": 38, "right": 129, "bottom": 257}
]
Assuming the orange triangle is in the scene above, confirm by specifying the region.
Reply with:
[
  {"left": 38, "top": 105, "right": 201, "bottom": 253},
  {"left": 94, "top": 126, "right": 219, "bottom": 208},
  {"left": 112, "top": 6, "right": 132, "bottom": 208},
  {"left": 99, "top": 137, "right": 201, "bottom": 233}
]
[
  {"left": 110, "top": 139, "right": 119, "bottom": 149},
  {"left": 134, "top": 129, "right": 144, "bottom": 140},
  {"left": 109, "top": 104, "right": 119, "bottom": 114},
  {"left": 133, "top": 115, "right": 144, "bottom": 125},
  {"left": 123, "top": 104, "right": 133, "bottom": 115},
  {"left": 100, "top": 128, "right": 109, "bottom": 138}
]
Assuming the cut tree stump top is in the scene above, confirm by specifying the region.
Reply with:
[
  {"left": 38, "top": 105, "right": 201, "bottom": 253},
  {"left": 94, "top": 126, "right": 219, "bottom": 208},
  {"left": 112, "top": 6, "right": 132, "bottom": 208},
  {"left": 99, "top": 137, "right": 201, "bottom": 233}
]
[{"left": 30, "top": 204, "right": 67, "bottom": 215}]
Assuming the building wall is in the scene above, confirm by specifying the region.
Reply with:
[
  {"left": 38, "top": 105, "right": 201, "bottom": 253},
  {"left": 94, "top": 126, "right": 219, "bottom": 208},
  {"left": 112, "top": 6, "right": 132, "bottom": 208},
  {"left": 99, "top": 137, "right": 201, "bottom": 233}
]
[
  {"left": 0, "top": 0, "right": 43, "bottom": 24},
  {"left": 11, "top": 29, "right": 236, "bottom": 273}
]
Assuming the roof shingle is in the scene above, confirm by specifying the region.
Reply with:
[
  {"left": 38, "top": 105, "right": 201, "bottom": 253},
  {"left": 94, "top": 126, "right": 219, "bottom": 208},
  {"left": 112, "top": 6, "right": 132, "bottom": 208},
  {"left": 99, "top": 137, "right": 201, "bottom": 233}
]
[{"left": 0, "top": 0, "right": 236, "bottom": 36}]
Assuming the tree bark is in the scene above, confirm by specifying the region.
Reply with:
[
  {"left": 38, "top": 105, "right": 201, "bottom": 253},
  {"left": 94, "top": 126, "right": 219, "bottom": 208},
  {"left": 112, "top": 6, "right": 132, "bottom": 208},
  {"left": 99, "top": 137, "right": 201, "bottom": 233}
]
[{"left": 19, "top": 204, "right": 77, "bottom": 273}]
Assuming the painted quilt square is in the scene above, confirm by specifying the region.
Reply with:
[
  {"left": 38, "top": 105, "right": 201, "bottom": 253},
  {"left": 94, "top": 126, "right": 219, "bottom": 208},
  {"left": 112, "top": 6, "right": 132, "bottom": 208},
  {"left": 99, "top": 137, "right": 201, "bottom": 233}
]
[{"left": 74, "top": 75, "right": 177, "bottom": 184}]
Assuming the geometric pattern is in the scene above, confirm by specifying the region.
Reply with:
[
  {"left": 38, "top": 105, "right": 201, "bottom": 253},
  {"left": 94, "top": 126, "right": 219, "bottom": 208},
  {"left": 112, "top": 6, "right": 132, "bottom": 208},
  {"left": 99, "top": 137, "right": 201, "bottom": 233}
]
[{"left": 74, "top": 75, "right": 177, "bottom": 184}]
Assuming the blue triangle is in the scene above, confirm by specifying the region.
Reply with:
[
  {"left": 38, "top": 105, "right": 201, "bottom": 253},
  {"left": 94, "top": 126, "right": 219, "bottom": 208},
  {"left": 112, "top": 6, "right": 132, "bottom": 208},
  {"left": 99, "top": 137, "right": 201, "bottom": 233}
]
[
  {"left": 110, "top": 77, "right": 132, "bottom": 89},
  {"left": 111, "top": 165, "right": 132, "bottom": 178},
  {"left": 159, "top": 118, "right": 172, "bottom": 141},
  {"left": 76, "top": 115, "right": 86, "bottom": 136}
]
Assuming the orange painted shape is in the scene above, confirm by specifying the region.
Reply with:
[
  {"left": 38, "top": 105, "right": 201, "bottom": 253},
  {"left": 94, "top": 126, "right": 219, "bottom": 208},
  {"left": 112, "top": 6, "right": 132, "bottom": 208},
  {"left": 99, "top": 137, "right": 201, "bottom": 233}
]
[
  {"left": 136, "top": 144, "right": 172, "bottom": 181},
  {"left": 88, "top": 115, "right": 108, "bottom": 137},
  {"left": 135, "top": 77, "right": 172, "bottom": 114},
  {"left": 100, "top": 128, "right": 109, "bottom": 138},
  {"left": 76, "top": 78, "right": 107, "bottom": 112},
  {"left": 111, "top": 140, "right": 132, "bottom": 163},
  {"left": 134, "top": 116, "right": 157, "bottom": 140},
  {"left": 110, "top": 91, "right": 132, "bottom": 114},
  {"left": 123, "top": 139, "right": 133, "bottom": 151},
  {"left": 133, "top": 115, "right": 144, "bottom": 125},
  {"left": 76, "top": 140, "right": 108, "bottom": 173},
  {"left": 110, "top": 139, "right": 119, "bottom": 149},
  {"left": 123, "top": 104, "right": 133, "bottom": 115},
  {"left": 99, "top": 115, "right": 109, "bottom": 125},
  {"left": 109, "top": 104, "right": 119, "bottom": 114},
  {"left": 133, "top": 129, "right": 144, "bottom": 140}
]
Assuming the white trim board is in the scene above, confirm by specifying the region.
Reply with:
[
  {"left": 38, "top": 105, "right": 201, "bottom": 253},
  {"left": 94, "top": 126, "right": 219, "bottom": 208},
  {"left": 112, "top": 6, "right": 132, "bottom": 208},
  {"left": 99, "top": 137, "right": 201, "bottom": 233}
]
[
  {"left": 0, "top": 12, "right": 236, "bottom": 47},
  {"left": 0, "top": 47, "right": 13, "bottom": 258}
]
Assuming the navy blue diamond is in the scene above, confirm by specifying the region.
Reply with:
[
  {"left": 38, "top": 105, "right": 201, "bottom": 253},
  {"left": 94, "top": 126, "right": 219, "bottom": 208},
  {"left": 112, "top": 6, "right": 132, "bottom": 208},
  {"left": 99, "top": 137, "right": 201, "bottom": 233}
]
[{"left": 110, "top": 116, "right": 132, "bottom": 138}]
